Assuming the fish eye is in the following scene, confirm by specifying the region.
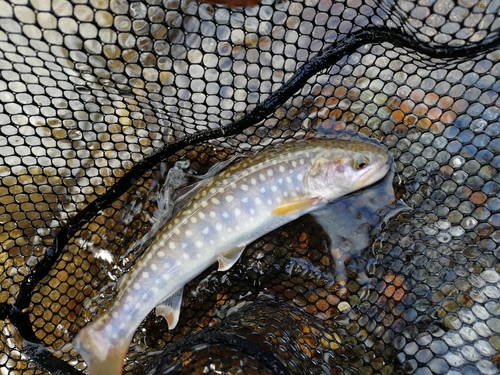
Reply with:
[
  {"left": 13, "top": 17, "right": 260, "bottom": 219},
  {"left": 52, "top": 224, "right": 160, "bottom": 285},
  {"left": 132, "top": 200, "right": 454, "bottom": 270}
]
[{"left": 353, "top": 154, "right": 369, "bottom": 170}]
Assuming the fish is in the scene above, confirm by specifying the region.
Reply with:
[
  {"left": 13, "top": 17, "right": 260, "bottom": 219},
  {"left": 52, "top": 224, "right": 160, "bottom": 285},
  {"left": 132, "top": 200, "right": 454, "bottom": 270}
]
[{"left": 73, "top": 137, "right": 390, "bottom": 375}]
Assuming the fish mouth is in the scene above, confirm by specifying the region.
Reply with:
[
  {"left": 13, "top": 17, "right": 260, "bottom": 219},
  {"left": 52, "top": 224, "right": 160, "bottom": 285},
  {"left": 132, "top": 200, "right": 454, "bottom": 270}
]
[{"left": 352, "top": 162, "right": 390, "bottom": 190}]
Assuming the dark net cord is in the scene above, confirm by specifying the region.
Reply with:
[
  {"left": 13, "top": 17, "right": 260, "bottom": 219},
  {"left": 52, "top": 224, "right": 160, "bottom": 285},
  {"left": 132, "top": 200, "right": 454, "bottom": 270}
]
[
  {"left": 1, "top": 20, "right": 500, "bottom": 373},
  {"left": 151, "top": 330, "right": 294, "bottom": 375},
  {"left": 146, "top": 296, "right": 338, "bottom": 375},
  {"left": 23, "top": 341, "right": 83, "bottom": 375}
]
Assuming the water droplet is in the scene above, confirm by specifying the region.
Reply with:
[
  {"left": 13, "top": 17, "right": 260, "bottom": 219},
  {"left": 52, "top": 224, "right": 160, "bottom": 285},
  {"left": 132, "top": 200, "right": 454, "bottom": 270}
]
[
  {"left": 423, "top": 225, "right": 438, "bottom": 235},
  {"left": 437, "top": 232, "right": 451, "bottom": 243},
  {"left": 452, "top": 170, "right": 468, "bottom": 184},
  {"left": 450, "top": 226, "right": 465, "bottom": 237},
  {"left": 450, "top": 155, "right": 465, "bottom": 168},
  {"left": 462, "top": 217, "right": 478, "bottom": 229},
  {"left": 436, "top": 220, "right": 451, "bottom": 230},
  {"left": 68, "top": 129, "right": 82, "bottom": 140}
]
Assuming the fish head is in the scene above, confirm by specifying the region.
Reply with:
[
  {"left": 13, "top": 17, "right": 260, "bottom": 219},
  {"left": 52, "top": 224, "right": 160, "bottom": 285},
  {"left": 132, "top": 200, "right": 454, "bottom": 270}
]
[{"left": 305, "top": 139, "right": 390, "bottom": 202}]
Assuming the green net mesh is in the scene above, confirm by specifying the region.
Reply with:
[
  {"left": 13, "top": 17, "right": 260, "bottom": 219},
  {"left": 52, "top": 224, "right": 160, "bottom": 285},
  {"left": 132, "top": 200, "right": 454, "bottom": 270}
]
[{"left": 0, "top": 0, "right": 500, "bottom": 374}]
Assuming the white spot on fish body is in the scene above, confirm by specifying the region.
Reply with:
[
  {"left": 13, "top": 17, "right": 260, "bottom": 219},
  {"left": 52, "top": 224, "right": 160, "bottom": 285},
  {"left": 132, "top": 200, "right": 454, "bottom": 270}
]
[
  {"left": 133, "top": 283, "right": 141, "bottom": 290},
  {"left": 216, "top": 223, "right": 223, "bottom": 231},
  {"left": 299, "top": 159, "right": 305, "bottom": 165},
  {"left": 234, "top": 208, "right": 241, "bottom": 216},
  {"left": 195, "top": 241, "right": 203, "bottom": 248},
  {"left": 242, "top": 197, "right": 248, "bottom": 204},
  {"left": 142, "top": 272, "right": 149, "bottom": 279},
  {"left": 278, "top": 178, "right": 283, "bottom": 184},
  {"left": 183, "top": 253, "right": 190, "bottom": 260},
  {"left": 209, "top": 188, "right": 217, "bottom": 194},
  {"left": 151, "top": 264, "right": 158, "bottom": 271},
  {"left": 211, "top": 198, "right": 221, "bottom": 205},
  {"left": 235, "top": 225, "right": 240, "bottom": 231},
  {"left": 209, "top": 211, "right": 216, "bottom": 218},
  {"left": 169, "top": 242, "right": 176, "bottom": 250},
  {"left": 254, "top": 197, "right": 261, "bottom": 205},
  {"left": 267, "top": 169, "right": 273, "bottom": 177},
  {"left": 292, "top": 160, "right": 297, "bottom": 168},
  {"left": 279, "top": 165, "right": 286, "bottom": 173},
  {"left": 198, "top": 212, "right": 205, "bottom": 219},
  {"left": 158, "top": 251, "right": 166, "bottom": 258},
  {"left": 202, "top": 227, "right": 210, "bottom": 235},
  {"left": 267, "top": 199, "right": 273, "bottom": 205},
  {"left": 286, "top": 176, "right": 292, "bottom": 184},
  {"left": 241, "top": 184, "right": 249, "bottom": 191},
  {"left": 226, "top": 195, "right": 234, "bottom": 203},
  {"left": 190, "top": 217, "right": 197, "bottom": 224},
  {"left": 259, "top": 174, "right": 266, "bottom": 181},
  {"left": 250, "top": 209, "right": 255, "bottom": 215},
  {"left": 297, "top": 173, "right": 303, "bottom": 181},
  {"left": 185, "top": 230, "right": 193, "bottom": 237},
  {"left": 260, "top": 187, "right": 266, "bottom": 193},
  {"left": 173, "top": 228, "right": 181, "bottom": 235},
  {"left": 250, "top": 178, "right": 257, "bottom": 185},
  {"left": 222, "top": 212, "right": 229, "bottom": 219},
  {"left": 201, "top": 201, "right": 208, "bottom": 208}
]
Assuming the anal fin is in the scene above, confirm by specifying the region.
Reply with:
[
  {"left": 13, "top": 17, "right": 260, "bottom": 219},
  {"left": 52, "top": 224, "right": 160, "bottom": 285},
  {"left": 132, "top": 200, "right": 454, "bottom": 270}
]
[
  {"left": 155, "top": 288, "right": 183, "bottom": 330},
  {"left": 217, "top": 245, "right": 246, "bottom": 271}
]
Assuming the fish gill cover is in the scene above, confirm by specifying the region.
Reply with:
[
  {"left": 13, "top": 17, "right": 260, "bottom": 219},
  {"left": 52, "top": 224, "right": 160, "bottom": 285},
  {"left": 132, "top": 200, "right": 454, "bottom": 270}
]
[{"left": 0, "top": 0, "right": 499, "bottom": 374}]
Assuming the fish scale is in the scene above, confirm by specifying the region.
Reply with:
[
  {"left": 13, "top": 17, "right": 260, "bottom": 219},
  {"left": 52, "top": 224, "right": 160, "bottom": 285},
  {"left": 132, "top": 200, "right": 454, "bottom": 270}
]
[{"left": 73, "top": 137, "right": 390, "bottom": 375}]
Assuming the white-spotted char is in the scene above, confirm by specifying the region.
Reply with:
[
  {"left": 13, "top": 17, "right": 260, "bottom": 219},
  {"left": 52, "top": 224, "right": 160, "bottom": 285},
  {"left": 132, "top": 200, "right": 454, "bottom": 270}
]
[{"left": 73, "top": 138, "right": 390, "bottom": 375}]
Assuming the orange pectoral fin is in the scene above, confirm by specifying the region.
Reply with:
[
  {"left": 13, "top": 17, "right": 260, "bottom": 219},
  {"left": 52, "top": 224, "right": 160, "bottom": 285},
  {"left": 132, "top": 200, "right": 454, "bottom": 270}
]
[{"left": 272, "top": 198, "right": 321, "bottom": 216}]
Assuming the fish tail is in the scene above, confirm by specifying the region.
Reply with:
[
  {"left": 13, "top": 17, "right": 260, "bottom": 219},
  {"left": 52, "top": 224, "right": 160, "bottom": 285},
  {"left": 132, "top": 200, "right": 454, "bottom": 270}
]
[{"left": 73, "top": 324, "right": 129, "bottom": 375}]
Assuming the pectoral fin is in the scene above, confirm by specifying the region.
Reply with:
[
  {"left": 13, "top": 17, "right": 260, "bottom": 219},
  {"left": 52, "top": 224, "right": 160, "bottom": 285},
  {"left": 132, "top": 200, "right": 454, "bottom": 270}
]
[
  {"left": 217, "top": 245, "right": 246, "bottom": 271},
  {"left": 155, "top": 288, "right": 184, "bottom": 330},
  {"left": 272, "top": 198, "right": 321, "bottom": 216}
]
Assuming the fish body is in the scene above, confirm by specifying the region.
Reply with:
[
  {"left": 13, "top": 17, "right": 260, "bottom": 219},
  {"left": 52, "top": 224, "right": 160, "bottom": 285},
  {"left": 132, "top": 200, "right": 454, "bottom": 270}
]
[{"left": 73, "top": 138, "right": 390, "bottom": 375}]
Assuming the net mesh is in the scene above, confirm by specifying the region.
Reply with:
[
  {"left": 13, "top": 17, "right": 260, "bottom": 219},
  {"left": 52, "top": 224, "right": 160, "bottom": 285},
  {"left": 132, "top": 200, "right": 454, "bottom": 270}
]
[{"left": 1, "top": 0, "right": 500, "bottom": 374}]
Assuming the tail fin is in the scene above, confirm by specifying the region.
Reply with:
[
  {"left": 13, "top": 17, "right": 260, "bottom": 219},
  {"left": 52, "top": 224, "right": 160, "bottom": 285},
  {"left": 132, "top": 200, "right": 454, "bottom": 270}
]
[{"left": 73, "top": 324, "right": 129, "bottom": 375}]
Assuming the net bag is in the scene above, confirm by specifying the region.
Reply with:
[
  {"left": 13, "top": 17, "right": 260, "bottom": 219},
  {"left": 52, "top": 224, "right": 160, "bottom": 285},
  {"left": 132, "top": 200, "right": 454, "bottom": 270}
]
[{"left": 0, "top": 0, "right": 499, "bottom": 374}]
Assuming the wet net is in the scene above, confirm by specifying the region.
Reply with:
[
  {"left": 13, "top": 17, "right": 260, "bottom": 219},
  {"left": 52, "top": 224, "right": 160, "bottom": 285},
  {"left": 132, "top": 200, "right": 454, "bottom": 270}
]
[{"left": 1, "top": 0, "right": 500, "bottom": 374}]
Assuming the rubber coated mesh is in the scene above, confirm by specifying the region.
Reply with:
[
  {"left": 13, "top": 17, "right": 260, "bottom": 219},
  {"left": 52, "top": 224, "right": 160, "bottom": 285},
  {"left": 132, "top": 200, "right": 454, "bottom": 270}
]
[{"left": 0, "top": 0, "right": 500, "bottom": 374}]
